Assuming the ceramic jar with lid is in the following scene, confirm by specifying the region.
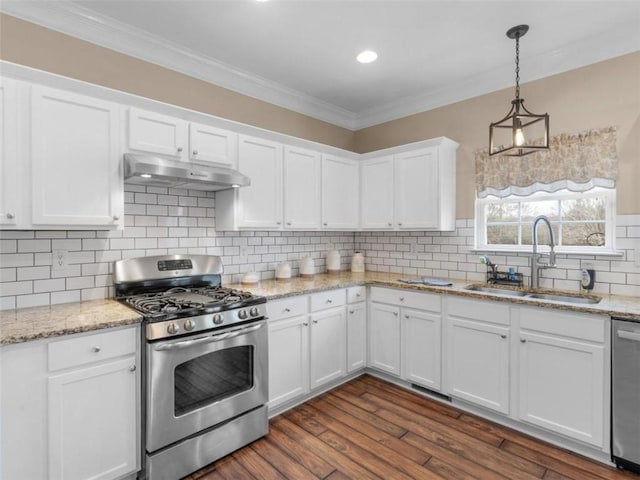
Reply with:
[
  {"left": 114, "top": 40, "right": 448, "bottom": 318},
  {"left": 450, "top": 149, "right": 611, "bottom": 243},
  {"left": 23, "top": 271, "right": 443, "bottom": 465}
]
[
  {"left": 300, "top": 256, "right": 314, "bottom": 277},
  {"left": 326, "top": 250, "right": 341, "bottom": 273},
  {"left": 351, "top": 252, "right": 365, "bottom": 273},
  {"left": 275, "top": 262, "right": 291, "bottom": 280}
]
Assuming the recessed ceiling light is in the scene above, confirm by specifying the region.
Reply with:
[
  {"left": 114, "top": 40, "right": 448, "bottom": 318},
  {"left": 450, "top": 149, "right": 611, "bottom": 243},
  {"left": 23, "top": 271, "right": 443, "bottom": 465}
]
[{"left": 356, "top": 50, "right": 378, "bottom": 64}]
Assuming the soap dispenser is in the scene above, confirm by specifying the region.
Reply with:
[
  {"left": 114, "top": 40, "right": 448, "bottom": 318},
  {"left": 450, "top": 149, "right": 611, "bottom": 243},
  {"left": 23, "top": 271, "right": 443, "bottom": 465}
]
[{"left": 581, "top": 269, "right": 595, "bottom": 292}]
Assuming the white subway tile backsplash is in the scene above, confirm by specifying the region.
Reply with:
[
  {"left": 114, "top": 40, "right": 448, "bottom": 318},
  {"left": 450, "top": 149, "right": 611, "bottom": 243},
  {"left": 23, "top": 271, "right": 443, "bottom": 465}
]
[
  {"left": 18, "top": 240, "right": 51, "bottom": 253},
  {"left": 17, "top": 266, "right": 50, "bottom": 281},
  {"left": 33, "top": 278, "right": 66, "bottom": 293},
  {"left": 0, "top": 253, "right": 34, "bottom": 268},
  {"left": 16, "top": 293, "right": 50, "bottom": 309},
  {"left": 0, "top": 240, "right": 17, "bottom": 253}
]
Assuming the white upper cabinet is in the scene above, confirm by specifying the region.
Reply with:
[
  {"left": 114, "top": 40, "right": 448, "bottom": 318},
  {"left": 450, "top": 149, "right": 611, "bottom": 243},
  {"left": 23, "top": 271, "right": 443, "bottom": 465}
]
[
  {"left": 31, "top": 86, "right": 123, "bottom": 228},
  {"left": 128, "top": 108, "right": 187, "bottom": 159},
  {"left": 360, "top": 156, "right": 394, "bottom": 229},
  {"left": 188, "top": 122, "right": 237, "bottom": 168},
  {"left": 0, "top": 78, "right": 21, "bottom": 227},
  {"left": 395, "top": 142, "right": 457, "bottom": 230},
  {"left": 217, "top": 135, "right": 283, "bottom": 230},
  {"left": 321, "top": 155, "right": 359, "bottom": 229},
  {"left": 283, "top": 146, "right": 321, "bottom": 229}
]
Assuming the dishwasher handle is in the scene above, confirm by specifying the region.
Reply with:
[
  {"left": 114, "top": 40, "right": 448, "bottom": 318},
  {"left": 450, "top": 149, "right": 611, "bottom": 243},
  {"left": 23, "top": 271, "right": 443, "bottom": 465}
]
[{"left": 617, "top": 329, "right": 640, "bottom": 342}]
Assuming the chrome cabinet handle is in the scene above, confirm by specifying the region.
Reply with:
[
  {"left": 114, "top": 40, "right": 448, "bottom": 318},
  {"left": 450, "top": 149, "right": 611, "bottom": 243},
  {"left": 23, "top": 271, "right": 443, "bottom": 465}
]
[
  {"left": 276, "top": 221, "right": 281, "bottom": 225},
  {"left": 393, "top": 312, "right": 399, "bottom": 316},
  {"left": 303, "top": 321, "right": 309, "bottom": 326},
  {"left": 356, "top": 293, "right": 361, "bottom": 297},
  {"left": 388, "top": 222, "right": 392, "bottom": 226},
  {"left": 113, "top": 215, "right": 120, "bottom": 221},
  {"left": 349, "top": 310, "right": 355, "bottom": 314},
  {"left": 399, "top": 297, "right": 404, "bottom": 302},
  {"left": 520, "top": 338, "right": 526, "bottom": 343},
  {"left": 287, "top": 222, "right": 292, "bottom": 226},
  {"left": 6, "top": 213, "right": 15, "bottom": 219},
  {"left": 398, "top": 222, "right": 403, "bottom": 226},
  {"left": 617, "top": 330, "right": 640, "bottom": 342},
  {"left": 177, "top": 147, "right": 183, "bottom": 153},
  {"left": 129, "top": 365, "right": 137, "bottom": 372},
  {"left": 405, "top": 314, "right": 409, "bottom": 319},
  {"left": 501, "top": 334, "right": 507, "bottom": 339},
  {"left": 326, "top": 299, "right": 333, "bottom": 304},
  {"left": 284, "top": 308, "right": 291, "bottom": 312},
  {"left": 192, "top": 150, "right": 198, "bottom": 155},
  {"left": 312, "top": 319, "right": 318, "bottom": 324},
  {"left": 323, "top": 222, "right": 328, "bottom": 226},
  {"left": 92, "top": 346, "right": 101, "bottom": 353}
]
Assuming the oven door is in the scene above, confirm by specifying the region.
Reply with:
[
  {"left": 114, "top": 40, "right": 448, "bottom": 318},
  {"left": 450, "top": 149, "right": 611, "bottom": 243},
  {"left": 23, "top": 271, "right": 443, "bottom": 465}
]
[{"left": 146, "top": 319, "right": 267, "bottom": 452}]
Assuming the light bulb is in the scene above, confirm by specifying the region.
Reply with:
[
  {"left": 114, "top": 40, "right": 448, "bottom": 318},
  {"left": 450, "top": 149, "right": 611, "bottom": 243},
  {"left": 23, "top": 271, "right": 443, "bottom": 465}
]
[{"left": 515, "top": 128, "right": 525, "bottom": 146}]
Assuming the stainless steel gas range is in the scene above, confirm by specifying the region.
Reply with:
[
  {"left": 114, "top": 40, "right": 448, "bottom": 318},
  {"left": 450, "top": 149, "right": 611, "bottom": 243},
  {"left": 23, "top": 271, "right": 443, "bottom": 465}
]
[{"left": 114, "top": 255, "right": 268, "bottom": 480}]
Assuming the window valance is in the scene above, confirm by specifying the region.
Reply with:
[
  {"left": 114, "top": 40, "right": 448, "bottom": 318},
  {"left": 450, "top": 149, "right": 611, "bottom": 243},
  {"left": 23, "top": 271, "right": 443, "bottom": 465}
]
[{"left": 475, "top": 126, "right": 618, "bottom": 199}]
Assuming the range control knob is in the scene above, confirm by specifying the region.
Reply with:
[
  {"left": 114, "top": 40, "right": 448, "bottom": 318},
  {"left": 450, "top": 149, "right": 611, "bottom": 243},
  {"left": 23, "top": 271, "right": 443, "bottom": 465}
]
[
  {"left": 212, "top": 314, "right": 223, "bottom": 325},
  {"left": 238, "top": 309, "right": 248, "bottom": 320},
  {"left": 184, "top": 319, "right": 195, "bottom": 331},
  {"left": 249, "top": 307, "right": 259, "bottom": 317},
  {"left": 167, "top": 323, "right": 180, "bottom": 335}
]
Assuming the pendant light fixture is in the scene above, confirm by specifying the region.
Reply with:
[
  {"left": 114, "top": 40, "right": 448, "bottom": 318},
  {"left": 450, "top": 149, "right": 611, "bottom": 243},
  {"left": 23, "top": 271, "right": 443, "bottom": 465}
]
[{"left": 489, "top": 25, "right": 549, "bottom": 157}]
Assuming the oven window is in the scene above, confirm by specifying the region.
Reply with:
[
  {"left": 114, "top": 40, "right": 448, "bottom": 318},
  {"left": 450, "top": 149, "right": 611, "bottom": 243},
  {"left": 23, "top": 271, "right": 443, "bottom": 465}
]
[{"left": 174, "top": 345, "right": 254, "bottom": 416}]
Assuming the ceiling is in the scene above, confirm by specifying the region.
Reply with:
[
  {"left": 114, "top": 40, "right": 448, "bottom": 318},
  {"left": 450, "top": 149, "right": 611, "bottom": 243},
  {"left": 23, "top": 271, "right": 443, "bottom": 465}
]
[{"left": 2, "top": 1, "right": 639, "bottom": 129}]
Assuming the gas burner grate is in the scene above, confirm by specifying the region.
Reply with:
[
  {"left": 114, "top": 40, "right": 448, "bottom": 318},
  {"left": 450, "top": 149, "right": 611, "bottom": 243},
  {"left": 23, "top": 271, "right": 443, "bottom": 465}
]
[{"left": 192, "top": 287, "right": 255, "bottom": 304}]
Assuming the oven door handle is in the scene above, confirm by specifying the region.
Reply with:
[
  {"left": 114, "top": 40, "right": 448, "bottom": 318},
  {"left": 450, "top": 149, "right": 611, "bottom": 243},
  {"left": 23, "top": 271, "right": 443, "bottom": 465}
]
[{"left": 152, "top": 322, "right": 264, "bottom": 351}]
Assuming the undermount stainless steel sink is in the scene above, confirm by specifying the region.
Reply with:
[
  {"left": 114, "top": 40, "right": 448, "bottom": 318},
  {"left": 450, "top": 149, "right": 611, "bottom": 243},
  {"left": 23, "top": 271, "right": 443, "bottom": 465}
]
[
  {"left": 464, "top": 284, "right": 602, "bottom": 304},
  {"left": 464, "top": 285, "right": 527, "bottom": 297},
  {"left": 525, "top": 293, "right": 601, "bottom": 304}
]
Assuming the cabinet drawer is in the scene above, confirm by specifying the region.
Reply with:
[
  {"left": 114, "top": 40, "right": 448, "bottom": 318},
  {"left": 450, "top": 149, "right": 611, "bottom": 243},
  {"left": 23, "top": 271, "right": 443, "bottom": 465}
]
[
  {"left": 347, "top": 286, "right": 366, "bottom": 303},
  {"left": 267, "top": 295, "right": 309, "bottom": 321},
  {"left": 447, "top": 296, "right": 510, "bottom": 325},
  {"left": 310, "top": 289, "right": 346, "bottom": 312},
  {"left": 520, "top": 307, "right": 606, "bottom": 343},
  {"left": 48, "top": 327, "right": 137, "bottom": 372},
  {"left": 370, "top": 287, "right": 440, "bottom": 312}
]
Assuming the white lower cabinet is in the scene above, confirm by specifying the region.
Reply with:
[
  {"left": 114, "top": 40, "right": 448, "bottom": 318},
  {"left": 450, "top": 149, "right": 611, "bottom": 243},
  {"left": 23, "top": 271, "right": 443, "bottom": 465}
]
[
  {"left": 267, "top": 313, "right": 310, "bottom": 407},
  {"left": 369, "top": 287, "right": 442, "bottom": 389},
  {"left": 346, "top": 288, "right": 367, "bottom": 373},
  {"left": 309, "top": 307, "right": 347, "bottom": 389},
  {"left": 368, "top": 302, "right": 402, "bottom": 375},
  {"left": 267, "top": 289, "right": 353, "bottom": 410},
  {"left": 402, "top": 308, "right": 441, "bottom": 391},
  {"left": 517, "top": 307, "right": 606, "bottom": 447},
  {"left": 0, "top": 325, "right": 140, "bottom": 480},
  {"left": 446, "top": 297, "right": 511, "bottom": 414}
]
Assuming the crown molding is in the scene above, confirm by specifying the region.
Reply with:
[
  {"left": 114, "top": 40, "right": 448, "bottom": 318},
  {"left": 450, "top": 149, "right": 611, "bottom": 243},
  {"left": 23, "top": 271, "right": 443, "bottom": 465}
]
[
  {"left": 2, "top": 2, "right": 638, "bottom": 131},
  {"left": 0, "top": 2, "right": 359, "bottom": 129}
]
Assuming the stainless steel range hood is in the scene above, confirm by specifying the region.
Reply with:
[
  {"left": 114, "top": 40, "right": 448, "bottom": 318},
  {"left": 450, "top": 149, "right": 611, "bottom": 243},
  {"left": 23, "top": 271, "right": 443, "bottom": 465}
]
[{"left": 123, "top": 154, "right": 250, "bottom": 191}]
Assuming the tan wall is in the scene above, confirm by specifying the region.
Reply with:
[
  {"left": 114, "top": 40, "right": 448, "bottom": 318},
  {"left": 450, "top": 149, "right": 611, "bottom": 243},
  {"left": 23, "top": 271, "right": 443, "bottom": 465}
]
[
  {"left": 0, "top": 14, "right": 355, "bottom": 151},
  {"left": 355, "top": 52, "right": 640, "bottom": 217},
  {"left": 2, "top": 14, "right": 638, "bottom": 217}
]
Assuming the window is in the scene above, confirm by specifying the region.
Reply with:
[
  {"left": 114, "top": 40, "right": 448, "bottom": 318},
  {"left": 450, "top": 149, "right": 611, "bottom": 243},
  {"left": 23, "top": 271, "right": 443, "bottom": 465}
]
[{"left": 475, "top": 188, "right": 616, "bottom": 253}]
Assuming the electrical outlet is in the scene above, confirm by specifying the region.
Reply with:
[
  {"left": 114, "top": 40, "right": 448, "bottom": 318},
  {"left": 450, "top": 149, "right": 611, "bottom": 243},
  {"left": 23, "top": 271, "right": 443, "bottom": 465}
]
[{"left": 52, "top": 249, "right": 68, "bottom": 272}]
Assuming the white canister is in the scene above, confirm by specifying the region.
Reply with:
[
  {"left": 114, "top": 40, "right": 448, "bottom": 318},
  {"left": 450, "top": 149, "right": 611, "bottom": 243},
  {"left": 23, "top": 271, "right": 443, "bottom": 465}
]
[
  {"left": 300, "top": 256, "right": 314, "bottom": 277},
  {"left": 326, "top": 250, "right": 341, "bottom": 273},
  {"left": 351, "top": 252, "right": 365, "bottom": 273},
  {"left": 275, "top": 262, "right": 291, "bottom": 280}
]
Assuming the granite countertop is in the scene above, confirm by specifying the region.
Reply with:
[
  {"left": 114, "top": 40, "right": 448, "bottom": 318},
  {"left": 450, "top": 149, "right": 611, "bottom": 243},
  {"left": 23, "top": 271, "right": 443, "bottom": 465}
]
[
  {"left": 228, "top": 271, "right": 640, "bottom": 321},
  {"left": 0, "top": 299, "right": 142, "bottom": 346},
  {"left": 3, "top": 271, "right": 639, "bottom": 347}
]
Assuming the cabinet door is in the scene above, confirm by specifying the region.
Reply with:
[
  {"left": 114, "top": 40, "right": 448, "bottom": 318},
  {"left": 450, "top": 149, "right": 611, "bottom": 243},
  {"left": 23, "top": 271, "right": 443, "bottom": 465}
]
[
  {"left": 403, "top": 308, "right": 441, "bottom": 391},
  {"left": 268, "top": 315, "right": 309, "bottom": 408},
  {"left": 283, "top": 146, "right": 321, "bottom": 229},
  {"left": 360, "top": 156, "right": 394, "bottom": 229},
  {"left": 447, "top": 317, "right": 510, "bottom": 414},
  {"left": 321, "top": 155, "right": 359, "bottom": 229},
  {"left": 395, "top": 147, "right": 439, "bottom": 229},
  {"left": 31, "top": 86, "right": 122, "bottom": 227},
  {"left": 236, "top": 135, "right": 283, "bottom": 229},
  {"left": 518, "top": 331, "right": 604, "bottom": 447},
  {"left": 0, "top": 78, "right": 20, "bottom": 226},
  {"left": 347, "top": 302, "right": 367, "bottom": 372},
  {"left": 368, "top": 303, "right": 401, "bottom": 376},
  {"left": 48, "top": 357, "right": 138, "bottom": 480},
  {"left": 189, "top": 122, "right": 237, "bottom": 167},
  {"left": 128, "top": 108, "right": 187, "bottom": 159},
  {"left": 310, "top": 308, "right": 347, "bottom": 389}
]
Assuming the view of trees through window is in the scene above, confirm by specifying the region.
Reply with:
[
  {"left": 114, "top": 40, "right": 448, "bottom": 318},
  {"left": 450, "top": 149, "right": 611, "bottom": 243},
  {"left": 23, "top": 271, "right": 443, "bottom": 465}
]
[{"left": 482, "top": 194, "right": 607, "bottom": 248}]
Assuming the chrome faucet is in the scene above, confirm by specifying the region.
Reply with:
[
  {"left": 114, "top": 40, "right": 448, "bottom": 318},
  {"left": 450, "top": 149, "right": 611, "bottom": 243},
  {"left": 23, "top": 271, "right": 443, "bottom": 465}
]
[{"left": 531, "top": 215, "right": 557, "bottom": 288}]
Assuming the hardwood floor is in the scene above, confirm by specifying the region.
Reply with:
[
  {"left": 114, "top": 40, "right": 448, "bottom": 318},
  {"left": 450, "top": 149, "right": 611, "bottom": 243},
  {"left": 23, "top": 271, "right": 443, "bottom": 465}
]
[{"left": 184, "top": 374, "right": 636, "bottom": 480}]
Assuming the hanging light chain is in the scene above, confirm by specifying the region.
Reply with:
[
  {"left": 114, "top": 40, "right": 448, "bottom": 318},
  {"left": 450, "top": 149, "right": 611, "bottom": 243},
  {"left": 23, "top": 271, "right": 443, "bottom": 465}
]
[{"left": 514, "top": 34, "right": 521, "bottom": 100}]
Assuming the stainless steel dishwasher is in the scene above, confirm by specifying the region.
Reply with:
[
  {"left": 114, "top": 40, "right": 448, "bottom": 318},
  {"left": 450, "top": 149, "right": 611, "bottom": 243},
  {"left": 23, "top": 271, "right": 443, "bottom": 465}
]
[{"left": 612, "top": 318, "right": 640, "bottom": 473}]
